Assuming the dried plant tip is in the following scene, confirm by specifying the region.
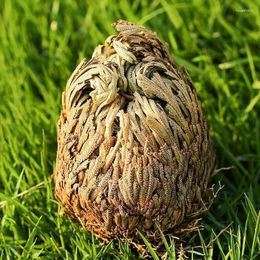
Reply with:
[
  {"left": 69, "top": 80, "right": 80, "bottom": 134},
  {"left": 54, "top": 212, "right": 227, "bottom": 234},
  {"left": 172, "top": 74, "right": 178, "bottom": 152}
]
[{"left": 54, "top": 20, "right": 215, "bottom": 251}]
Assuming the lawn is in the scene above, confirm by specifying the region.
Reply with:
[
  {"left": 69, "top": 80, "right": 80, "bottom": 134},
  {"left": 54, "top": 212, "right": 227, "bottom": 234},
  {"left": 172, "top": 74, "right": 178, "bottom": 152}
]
[{"left": 0, "top": 0, "right": 259, "bottom": 259}]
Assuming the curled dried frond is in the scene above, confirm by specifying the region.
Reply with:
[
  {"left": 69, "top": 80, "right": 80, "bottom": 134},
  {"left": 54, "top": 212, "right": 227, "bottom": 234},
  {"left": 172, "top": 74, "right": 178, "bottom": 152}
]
[{"left": 55, "top": 20, "right": 215, "bottom": 249}]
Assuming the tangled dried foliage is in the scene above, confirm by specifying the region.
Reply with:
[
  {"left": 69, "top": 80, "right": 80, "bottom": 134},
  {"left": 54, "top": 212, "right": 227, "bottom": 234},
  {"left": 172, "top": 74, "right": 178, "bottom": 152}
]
[{"left": 55, "top": 20, "right": 215, "bottom": 249}]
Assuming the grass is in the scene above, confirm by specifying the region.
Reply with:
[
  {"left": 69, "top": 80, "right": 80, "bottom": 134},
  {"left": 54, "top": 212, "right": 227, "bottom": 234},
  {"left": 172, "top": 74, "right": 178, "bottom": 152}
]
[{"left": 0, "top": 0, "right": 259, "bottom": 259}]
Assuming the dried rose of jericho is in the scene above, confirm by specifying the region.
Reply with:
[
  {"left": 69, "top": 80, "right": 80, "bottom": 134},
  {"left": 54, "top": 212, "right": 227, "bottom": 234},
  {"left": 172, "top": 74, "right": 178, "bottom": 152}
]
[{"left": 55, "top": 20, "right": 215, "bottom": 245}]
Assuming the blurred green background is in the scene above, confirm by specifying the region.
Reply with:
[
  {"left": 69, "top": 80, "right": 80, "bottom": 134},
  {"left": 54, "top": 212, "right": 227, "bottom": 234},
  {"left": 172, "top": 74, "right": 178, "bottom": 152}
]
[{"left": 0, "top": 0, "right": 259, "bottom": 259}]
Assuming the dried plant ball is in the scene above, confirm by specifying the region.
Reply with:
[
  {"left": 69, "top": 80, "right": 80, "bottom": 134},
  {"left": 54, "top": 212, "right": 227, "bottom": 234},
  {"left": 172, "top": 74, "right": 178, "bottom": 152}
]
[{"left": 55, "top": 20, "right": 215, "bottom": 245}]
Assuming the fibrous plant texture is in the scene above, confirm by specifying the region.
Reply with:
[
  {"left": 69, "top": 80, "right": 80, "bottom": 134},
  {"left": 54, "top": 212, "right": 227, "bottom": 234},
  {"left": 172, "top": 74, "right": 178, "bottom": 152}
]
[{"left": 55, "top": 20, "right": 215, "bottom": 245}]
